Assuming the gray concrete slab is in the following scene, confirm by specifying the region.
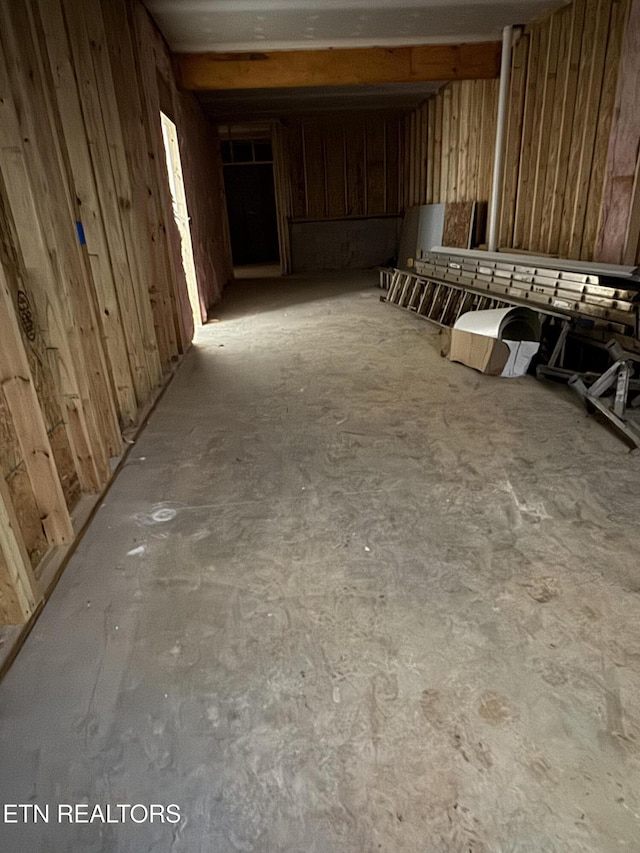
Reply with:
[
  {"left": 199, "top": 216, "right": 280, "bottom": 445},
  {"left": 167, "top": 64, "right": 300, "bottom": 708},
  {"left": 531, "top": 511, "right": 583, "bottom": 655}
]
[{"left": 1, "top": 270, "right": 639, "bottom": 852}]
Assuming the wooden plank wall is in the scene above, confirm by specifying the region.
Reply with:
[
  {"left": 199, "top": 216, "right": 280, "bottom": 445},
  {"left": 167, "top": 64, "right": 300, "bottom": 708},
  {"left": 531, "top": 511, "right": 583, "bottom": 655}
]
[
  {"left": 596, "top": 0, "right": 640, "bottom": 265},
  {"left": 143, "top": 7, "right": 233, "bottom": 316},
  {"left": 283, "top": 113, "right": 404, "bottom": 220},
  {"left": 498, "top": 0, "right": 630, "bottom": 259},
  {"left": 403, "top": 81, "right": 499, "bottom": 208},
  {"left": 0, "top": 0, "right": 230, "bottom": 625},
  {"left": 272, "top": 121, "right": 294, "bottom": 274}
]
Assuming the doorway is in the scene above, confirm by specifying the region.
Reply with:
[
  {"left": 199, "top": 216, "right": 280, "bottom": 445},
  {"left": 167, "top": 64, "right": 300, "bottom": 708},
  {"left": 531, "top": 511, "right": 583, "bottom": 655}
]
[
  {"left": 160, "top": 112, "right": 201, "bottom": 327},
  {"left": 221, "top": 138, "right": 280, "bottom": 269}
]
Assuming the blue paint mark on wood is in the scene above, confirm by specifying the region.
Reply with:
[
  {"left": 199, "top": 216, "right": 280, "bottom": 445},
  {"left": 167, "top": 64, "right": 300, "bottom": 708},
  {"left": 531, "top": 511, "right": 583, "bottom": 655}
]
[{"left": 76, "top": 221, "right": 86, "bottom": 246}]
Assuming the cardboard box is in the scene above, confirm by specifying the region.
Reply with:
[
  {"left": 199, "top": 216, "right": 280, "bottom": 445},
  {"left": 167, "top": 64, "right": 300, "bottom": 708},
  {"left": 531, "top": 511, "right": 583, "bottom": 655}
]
[
  {"left": 449, "top": 329, "right": 510, "bottom": 375},
  {"left": 449, "top": 330, "right": 540, "bottom": 377},
  {"left": 449, "top": 306, "right": 541, "bottom": 377}
]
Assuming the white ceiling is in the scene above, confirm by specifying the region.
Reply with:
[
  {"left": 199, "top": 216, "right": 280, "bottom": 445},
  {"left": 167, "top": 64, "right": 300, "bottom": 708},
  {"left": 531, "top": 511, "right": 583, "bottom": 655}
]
[{"left": 145, "top": 0, "right": 560, "bottom": 53}]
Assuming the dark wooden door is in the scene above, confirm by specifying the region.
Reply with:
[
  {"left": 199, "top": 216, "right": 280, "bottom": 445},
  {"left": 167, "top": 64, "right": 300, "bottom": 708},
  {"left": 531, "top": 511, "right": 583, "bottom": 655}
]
[{"left": 223, "top": 164, "right": 280, "bottom": 265}]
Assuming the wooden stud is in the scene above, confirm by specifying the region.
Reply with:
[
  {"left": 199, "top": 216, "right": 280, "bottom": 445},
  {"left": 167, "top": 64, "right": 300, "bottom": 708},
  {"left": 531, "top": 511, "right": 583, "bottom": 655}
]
[
  {"left": 513, "top": 23, "right": 542, "bottom": 247},
  {"left": 498, "top": 35, "right": 527, "bottom": 248},
  {"left": 457, "top": 82, "right": 471, "bottom": 201},
  {"left": 522, "top": 19, "right": 550, "bottom": 248},
  {"left": 0, "top": 265, "right": 73, "bottom": 546},
  {"left": 426, "top": 99, "right": 435, "bottom": 205},
  {"left": 0, "top": 475, "right": 41, "bottom": 625},
  {"left": 441, "top": 85, "right": 452, "bottom": 203},
  {"left": 0, "top": 23, "right": 112, "bottom": 492},
  {"left": 545, "top": 0, "right": 585, "bottom": 255},
  {"left": 34, "top": 0, "right": 139, "bottom": 425},
  {"left": 529, "top": 13, "right": 561, "bottom": 252},
  {"left": 433, "top": 93, "right": 443, "bottom": 203},
  {"left": 448, "top": 84, "right": 460, "bottom": 202},
  {"left": 469, "top": 79, "right": 484, "bottom": 202}
]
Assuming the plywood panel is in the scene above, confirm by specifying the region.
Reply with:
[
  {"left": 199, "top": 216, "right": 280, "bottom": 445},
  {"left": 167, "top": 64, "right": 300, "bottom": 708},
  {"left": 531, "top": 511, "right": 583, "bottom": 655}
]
[{"left": 442, "top": 201, "right": 475, "bottom": 248}]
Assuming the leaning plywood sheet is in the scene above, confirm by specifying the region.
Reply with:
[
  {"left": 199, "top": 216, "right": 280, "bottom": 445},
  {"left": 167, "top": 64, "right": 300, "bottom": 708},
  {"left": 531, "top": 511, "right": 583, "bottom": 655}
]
[
  {"left": 398, "top": 204, "right": 445, "bottom": 268},
  {"left": 442, "top": 201, "right": 476, "bottom": 249}
]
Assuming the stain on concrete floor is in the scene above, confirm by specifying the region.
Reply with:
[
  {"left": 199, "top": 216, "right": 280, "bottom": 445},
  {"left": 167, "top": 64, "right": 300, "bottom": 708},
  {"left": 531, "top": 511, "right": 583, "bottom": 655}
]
[{"left": 1, "top": 270, "right": 639, "bottom": 852}]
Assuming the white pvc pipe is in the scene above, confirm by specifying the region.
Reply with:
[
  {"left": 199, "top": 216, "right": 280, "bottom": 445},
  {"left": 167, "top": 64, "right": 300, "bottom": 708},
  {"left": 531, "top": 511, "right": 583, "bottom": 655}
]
[{"left": 487, "top": 25, "right": 513, "bottom": 252}]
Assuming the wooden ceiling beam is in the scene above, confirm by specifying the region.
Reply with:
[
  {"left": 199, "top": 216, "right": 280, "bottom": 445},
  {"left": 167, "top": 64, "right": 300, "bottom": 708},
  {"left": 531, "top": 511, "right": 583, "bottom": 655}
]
[{"left": 175, "top": 42, "right": 502, "bottom": 91}]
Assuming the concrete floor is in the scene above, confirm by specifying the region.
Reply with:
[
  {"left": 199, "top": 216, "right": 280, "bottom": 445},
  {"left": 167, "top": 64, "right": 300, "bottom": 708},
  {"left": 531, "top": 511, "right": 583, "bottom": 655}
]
[{"left": 1, "top": 270, "right": 639, "bottom": 852}]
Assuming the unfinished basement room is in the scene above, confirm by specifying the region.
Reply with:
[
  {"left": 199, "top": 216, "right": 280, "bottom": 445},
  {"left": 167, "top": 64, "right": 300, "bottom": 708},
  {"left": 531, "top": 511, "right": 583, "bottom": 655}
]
[{"left": 1, "top": 0, "right": 640, "bottom": 850}]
